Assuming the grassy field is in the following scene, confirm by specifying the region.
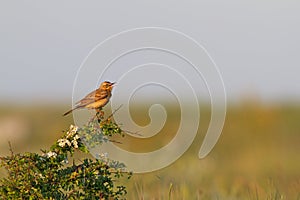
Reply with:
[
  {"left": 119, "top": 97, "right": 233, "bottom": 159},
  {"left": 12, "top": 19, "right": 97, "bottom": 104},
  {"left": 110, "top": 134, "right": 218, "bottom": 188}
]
[{"left": 0, "top": 102, "right": 299, "bottom": 199}]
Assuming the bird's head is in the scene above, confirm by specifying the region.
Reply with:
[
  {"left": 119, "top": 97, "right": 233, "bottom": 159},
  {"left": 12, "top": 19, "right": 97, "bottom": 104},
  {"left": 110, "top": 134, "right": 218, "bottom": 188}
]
[{"left": 100, "top": 81, "right": 115, "bottom": 91}]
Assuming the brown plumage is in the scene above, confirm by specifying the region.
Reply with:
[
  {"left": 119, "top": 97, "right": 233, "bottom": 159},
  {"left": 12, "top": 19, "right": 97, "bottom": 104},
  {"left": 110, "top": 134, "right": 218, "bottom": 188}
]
[{"left": 63, "top": 81, "right": 115, "bottom": 116}]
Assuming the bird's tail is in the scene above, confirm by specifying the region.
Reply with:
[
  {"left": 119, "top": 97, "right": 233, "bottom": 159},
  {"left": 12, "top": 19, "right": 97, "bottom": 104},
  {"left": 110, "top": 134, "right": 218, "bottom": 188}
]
[{"left": 63, "top": 108, "right": 75, "bottom": 116}]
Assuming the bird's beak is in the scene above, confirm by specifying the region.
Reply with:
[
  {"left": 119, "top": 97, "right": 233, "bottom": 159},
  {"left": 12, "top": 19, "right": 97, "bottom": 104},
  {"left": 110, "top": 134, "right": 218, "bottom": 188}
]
[{"left": 111, "top": 82, "right": 116, "bottom": 86}]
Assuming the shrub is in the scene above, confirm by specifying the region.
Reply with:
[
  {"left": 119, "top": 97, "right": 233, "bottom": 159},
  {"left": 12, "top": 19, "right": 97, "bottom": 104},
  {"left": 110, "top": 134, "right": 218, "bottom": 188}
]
[{"left": 0, "top": 112, "right": 131, "bottom": 200}]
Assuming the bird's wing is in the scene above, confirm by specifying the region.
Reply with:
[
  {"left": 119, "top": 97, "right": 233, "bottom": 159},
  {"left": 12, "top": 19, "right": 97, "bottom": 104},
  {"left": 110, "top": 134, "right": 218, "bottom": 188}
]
[
  {"left": 76, "top": 89, "right": 108, "bottom": 106},
  {"left": 94, "top": 90, "right": 109, "bottom": 101},
  {"left": 75, "top": 90, "right": 96, "bottom": 105}
]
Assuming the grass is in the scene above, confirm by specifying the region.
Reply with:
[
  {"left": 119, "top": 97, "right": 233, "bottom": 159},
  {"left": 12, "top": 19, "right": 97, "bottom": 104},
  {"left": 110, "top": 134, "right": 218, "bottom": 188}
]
[{"left": 0, "top": 102, "right": 299, "bottom": 199}]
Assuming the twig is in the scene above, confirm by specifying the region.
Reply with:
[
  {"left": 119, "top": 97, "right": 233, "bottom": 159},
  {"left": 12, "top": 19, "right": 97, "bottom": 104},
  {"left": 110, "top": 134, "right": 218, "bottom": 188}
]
[
  {"left": 107, "top": 139, "right": 122, "bottom": 144},
  {"left": 122, "top": 129, "right": 143, "bottom": 137},
  {"left": 8, "top": 141, "right": 14, "bottom": 157},
  {"left": 168, "top": 182, "right": 173, "bottom": 200},
  {"left": 105, "top": 104, "right": 123, "bottom": 120}
]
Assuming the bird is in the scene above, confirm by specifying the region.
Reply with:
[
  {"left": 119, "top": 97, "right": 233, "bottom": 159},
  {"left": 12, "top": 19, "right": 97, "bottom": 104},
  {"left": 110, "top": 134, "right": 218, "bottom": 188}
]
[{"left": 63, "top": 81, "right": 115, "bottom": 116}]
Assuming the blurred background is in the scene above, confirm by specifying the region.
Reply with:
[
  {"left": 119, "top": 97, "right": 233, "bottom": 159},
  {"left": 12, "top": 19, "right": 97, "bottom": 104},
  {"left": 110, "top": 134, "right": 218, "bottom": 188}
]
[{"left": 0, "top": 1, "right": 299, "bottom": 199}]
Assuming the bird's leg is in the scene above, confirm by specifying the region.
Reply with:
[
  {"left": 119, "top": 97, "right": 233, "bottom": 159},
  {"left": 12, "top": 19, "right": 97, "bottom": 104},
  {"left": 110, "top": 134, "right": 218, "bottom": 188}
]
[{"left": 95, "top": 108, "right": 104, "bottom": 123}]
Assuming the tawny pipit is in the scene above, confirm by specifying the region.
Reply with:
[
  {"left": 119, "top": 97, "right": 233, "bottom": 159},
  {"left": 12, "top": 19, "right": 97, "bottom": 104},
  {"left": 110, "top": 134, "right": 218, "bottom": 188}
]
[{"left": 63, "top": 81, "right": 115, "bottom": 116}]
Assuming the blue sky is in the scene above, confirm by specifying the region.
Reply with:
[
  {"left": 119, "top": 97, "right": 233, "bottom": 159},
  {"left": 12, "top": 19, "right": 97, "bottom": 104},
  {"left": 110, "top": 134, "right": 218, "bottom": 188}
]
[{"left": 0, "top": 1, "right": 299, "bottom": 104}]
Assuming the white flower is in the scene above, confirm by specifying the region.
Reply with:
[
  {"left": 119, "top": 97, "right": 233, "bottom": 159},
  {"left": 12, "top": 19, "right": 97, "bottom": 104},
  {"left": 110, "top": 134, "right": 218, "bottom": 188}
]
[
  {"left": 66, "top": 139, "right": 71, "bottom": 147},
  {"left": 45, "top": 151, "right": 57, "bottom": 158},
  {"left": 72, "top": 140, "right": 78, "bottom": 149},
  {"left": 58, "top": 138, "right": 71, "bottom": 147},
  {"left": 61, "top": 158, "right": 69, "bottom": 164},
  {"left": 66, "top": 125, "right": 78, "bottom": 138},
  {"left": 103, "top": 182, "right": 109, "bottom": 187},
  {"left": 58, "top": 125, "right": 79, "bottom": 148},
  {"left": 74, "top": 134, "right": 80, "bottom": 140},
  {"left": 70, "top": 124, "right": 78, "bottom": 132},
  {"left": 58, "top": 139, "right": 66, "bottom": 147}
]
